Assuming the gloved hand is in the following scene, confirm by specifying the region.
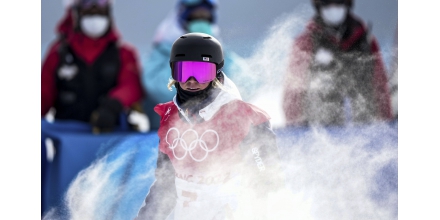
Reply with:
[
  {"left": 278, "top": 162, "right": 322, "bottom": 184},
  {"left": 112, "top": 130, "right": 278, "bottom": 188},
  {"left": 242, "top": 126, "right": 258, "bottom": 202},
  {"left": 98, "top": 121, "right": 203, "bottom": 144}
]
[
  {"left": 314, "top": 47, "right": 334, "bottom": 66},
  {"left": 127, "top": 102, "right": 150, "bottom": 133},
  {"left": 128, "top": 110, "right": 150, "bottom": 132},
  {"left": 90, "top": 97, "right": 123, "bottom": 134}
]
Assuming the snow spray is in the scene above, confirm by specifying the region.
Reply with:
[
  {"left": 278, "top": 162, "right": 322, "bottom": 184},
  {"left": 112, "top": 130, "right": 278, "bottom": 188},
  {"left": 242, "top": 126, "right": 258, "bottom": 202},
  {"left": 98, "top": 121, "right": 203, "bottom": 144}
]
[
  {"left": 42, "top": 5, "right": 397, "bottom": 220},
  {"left": 272, "top": 123, "right": 398, "bottom": 220},
  {"left": 237, "top": 8, "right": 311, "bottom": 128},
  {"left": 238, "top": 5, "right": 397, "bottom": 220},
  {"left": 42, "top": 135, "right": 159, "bottom": 220}
]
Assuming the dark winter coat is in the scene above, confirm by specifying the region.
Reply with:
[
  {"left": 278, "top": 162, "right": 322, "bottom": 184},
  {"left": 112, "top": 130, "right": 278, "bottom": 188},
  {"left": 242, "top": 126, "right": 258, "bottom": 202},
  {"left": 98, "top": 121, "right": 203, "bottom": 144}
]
[
  {"left": 282, "top": 14, "right": 392, "bottom": 126},
  {"left": 41, "top": 10, "right": 144, "bottom": 122}
]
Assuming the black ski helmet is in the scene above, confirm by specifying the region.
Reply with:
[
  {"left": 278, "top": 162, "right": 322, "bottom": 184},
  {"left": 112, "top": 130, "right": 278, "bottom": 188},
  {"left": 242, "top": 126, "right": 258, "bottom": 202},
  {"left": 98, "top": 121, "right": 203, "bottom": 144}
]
[
  {"left": 311, "top": 0, "right": 353, "bottom": 10},
  {"left": 170, "top": 32, "right": 224, "bottom": 74}
]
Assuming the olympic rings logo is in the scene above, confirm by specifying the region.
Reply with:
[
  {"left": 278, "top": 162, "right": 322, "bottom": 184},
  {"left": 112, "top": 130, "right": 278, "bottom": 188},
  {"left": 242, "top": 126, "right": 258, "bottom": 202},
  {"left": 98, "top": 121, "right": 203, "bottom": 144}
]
[{"left": 165, "top": 127, "right": 219, "bottom": 162}]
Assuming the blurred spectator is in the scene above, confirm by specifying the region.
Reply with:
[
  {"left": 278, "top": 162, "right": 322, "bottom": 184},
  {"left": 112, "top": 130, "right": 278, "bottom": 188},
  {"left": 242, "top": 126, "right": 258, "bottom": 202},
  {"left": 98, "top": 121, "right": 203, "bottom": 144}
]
[
  {"left": 282, "top": 0, "right": 392, "bottom": 126},
  {"left": 141, "top": 0, "right": 250, "bottom": 130},
  {"left": 41, "top": 0, "right": 148, "bottom": 133},
  {"left": 388, "top": 26, "right": 398, "bottom": 120}
]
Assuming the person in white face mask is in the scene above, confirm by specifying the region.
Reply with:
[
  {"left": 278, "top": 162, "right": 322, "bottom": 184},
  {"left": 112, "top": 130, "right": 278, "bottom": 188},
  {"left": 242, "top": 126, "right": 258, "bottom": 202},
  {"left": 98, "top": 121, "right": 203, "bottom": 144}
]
[
  {"left": 320, "top": 3, "right": 348, "bottom": 27},
  {"left": 281, "top": 0, "right": 393, "bottom": 127},
  {"left": 73, "top": 0, "right": 112, "bottom": 38},
  {"left": 41, "top": 0, "right": 148, "bottom": 134},
  {"left": 80, "top": 13, "right": 110, "bottom": 38}
]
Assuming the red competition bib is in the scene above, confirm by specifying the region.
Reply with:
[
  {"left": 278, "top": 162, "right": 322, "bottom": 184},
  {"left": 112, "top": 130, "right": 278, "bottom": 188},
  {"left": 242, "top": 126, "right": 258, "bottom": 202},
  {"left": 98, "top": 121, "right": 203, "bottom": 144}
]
[{"left": 155, "top": 100, "right": 270, "bottom": 179}]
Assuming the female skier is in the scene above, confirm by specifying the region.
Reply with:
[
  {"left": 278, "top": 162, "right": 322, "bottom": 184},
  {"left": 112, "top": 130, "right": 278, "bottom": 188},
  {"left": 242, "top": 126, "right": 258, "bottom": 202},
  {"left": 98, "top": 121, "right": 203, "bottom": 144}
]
[{"left": 135, "top": 33, "right": 284, "bottom": 220}]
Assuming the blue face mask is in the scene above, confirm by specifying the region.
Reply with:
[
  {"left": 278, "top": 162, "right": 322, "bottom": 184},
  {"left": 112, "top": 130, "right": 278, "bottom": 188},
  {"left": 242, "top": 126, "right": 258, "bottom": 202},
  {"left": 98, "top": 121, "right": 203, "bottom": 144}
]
[{"left": 187, "top": 20, "right": 212, "bottom": 35}]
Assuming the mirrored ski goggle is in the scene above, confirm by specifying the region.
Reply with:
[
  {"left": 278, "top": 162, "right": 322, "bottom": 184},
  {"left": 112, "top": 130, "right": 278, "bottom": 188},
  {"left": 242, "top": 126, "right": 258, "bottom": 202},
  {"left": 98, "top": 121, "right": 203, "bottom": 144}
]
[
  {"left": 172, "top": 61, "right": 216, "bottom": 83},
  {"left": 180, "top": 0, "right": 216, "bottom": 6},
  {"left": 77, "top": 0, "right": 111, "bottom": 9},
  {"left": 319, "top": 0, "right": 346, "bottom": 5}
]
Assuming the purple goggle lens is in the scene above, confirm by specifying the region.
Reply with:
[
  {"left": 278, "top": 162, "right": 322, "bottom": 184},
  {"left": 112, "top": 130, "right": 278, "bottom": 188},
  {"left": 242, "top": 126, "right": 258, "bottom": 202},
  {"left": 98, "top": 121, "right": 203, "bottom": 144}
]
[
  {"left": 78, "top": 0, "right": 110, "bottom": 8},
  {"left": 172, "top": 61, "right": 216, "bottom": 83}
]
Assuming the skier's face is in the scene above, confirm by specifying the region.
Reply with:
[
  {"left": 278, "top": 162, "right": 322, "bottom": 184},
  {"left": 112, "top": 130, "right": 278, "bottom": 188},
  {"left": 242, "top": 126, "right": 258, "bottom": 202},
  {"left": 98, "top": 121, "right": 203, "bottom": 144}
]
[{"left": 179, "top": 77, "right": 211, "bottom": 92}]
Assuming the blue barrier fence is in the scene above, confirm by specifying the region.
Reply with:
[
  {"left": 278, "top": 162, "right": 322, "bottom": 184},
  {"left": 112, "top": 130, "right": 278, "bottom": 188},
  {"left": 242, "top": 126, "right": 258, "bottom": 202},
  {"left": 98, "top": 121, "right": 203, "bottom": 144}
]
[{"left": 41, "top": 119, "right": 397, "bottom": 219}]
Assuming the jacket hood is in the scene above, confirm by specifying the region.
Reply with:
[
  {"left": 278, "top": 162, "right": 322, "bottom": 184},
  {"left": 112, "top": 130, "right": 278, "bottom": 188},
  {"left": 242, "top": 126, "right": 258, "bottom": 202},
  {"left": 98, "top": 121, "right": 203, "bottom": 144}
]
[
  {"left": 57, "top": 9, "right": 121, "bottom": 64},
  {"left": 152, "top": 8, "right": 220, "bottom": 45},
  {"left": 56, "top": 8, "right": 120, "bottom": 41},
  {"left": 56, "top": 9, "right": 74, "bottom": 38},
  {"left": 66, "top": 27, "right": 120, "bottom": 64}
]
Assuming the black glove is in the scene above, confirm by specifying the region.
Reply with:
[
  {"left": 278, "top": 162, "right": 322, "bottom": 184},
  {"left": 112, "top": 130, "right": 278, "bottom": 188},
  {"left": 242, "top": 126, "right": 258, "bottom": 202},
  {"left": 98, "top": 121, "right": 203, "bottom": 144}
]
[{"left": 90, "top": 97, "right": 123, "bottom": 133}]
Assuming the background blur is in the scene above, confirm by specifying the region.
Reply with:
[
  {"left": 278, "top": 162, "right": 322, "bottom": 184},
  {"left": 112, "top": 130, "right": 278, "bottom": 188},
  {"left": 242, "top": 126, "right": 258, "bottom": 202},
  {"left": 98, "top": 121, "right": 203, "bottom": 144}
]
[
  {"left": 2, "top": 1, "right": 435, "bottom": 219},
  {"left": 42, "top": 0, "right": 398, "bottom": 69}
]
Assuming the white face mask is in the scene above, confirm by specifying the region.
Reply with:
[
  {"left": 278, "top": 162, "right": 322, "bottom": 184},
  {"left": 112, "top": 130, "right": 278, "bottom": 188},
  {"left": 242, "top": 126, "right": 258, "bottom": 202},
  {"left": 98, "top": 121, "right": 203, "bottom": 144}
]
[
  {"left": 320, "top": 5, "right": 348, "bottom": 26},
  {"left": 80, "top": 15, "right": 110, "bottom": 39}
]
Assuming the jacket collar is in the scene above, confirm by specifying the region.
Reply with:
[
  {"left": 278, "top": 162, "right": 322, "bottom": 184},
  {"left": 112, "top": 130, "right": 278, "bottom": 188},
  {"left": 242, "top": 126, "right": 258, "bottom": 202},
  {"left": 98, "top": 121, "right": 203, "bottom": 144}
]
[
  {"left": 173, "top": 73, "right": 242, "bottom": 124},
  {"left": 309, "top": 14, "right": 368, "bottom": 51},
  {"left": 67, "top": 27, "right": 119, "bottom": 64}
]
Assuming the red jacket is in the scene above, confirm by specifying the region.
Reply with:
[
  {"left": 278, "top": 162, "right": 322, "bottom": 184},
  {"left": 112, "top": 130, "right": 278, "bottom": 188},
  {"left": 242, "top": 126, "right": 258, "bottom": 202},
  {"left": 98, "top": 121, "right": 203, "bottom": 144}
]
[
  {"left": 282, "top": 14, "right": 392, "bottom": 126},
  {"left": 155, "top": 100, "right": 270, "bottom": 174},
  {"left": 41, "top": 10, "right": 144, "bottom": 117},
  {"left": 135, "top": 90, "right": 284, "bottom": 219}
]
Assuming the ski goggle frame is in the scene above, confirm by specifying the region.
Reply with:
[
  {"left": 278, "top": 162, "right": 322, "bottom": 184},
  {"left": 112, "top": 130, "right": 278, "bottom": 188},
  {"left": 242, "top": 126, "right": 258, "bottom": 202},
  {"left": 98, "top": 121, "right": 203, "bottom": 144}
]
[
  {"left": 76, "top": 0, "right": 111, "bottom": 9},
  {"left": 171, "top": 61, "right": 217, "bottom": 83},
  {"left": 318, "top": 0, "right": 346, "bottom": 5},
  {"left": 180, "top": 0, "right": 217, "bottom": 6}
]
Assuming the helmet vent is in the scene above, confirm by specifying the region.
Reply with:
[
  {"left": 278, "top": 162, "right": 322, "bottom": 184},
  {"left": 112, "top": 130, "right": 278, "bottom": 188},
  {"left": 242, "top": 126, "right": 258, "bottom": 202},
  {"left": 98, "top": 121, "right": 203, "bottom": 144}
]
[
  {"left": 175, "top": 54, "right": 185, "bottom": 57},
  {"left": 203, "top": 36, "right": 212, "bottom": 39},
  {"left": 180, "top": 36, "right": 187, "bottom": 39},
  {"left": 201, "top": 54, "right": 212, "bottom": 58}
]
